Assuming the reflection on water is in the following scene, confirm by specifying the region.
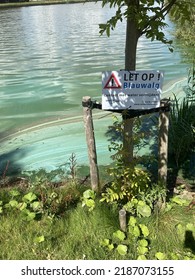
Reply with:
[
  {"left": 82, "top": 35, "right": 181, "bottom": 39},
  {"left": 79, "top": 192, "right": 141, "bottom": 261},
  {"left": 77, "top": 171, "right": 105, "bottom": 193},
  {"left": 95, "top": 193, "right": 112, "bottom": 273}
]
[{"left": 0, "top": 2, "right": 190, "bottom": 173}]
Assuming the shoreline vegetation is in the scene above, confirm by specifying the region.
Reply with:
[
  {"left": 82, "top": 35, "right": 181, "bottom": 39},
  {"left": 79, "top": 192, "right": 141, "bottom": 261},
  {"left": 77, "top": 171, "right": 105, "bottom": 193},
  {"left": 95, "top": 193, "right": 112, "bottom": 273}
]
[{"left": 0, "top": 0, "right": 96, "bottom": 9}]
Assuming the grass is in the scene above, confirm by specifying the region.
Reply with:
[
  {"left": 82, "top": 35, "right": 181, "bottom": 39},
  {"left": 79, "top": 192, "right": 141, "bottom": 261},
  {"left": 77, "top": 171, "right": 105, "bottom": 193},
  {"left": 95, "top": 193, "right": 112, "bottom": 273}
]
[
  {"left": 0, "top": 200, "right": 120, "bottom": 260},
  {"left": 146, "top": 205, "right": 195, "bottom": 258},
  {"left": 0, "top": 189, "right": 195, "bottom": 260},
  {"left": 0, "top": 164, "right": 195, "bottom": 260}
]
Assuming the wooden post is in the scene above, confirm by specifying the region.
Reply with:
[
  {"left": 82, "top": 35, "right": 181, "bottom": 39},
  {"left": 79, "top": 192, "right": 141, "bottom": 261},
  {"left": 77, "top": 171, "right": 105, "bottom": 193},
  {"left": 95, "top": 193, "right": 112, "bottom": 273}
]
[
  {"left": 158, "top": 99, "right": 170, "bottom": 186},
  {"left": 82, "top": 96, "right": 99, "bottom": 192},
  {"left": 119, "top": 209, "right": 127, "bottom": 232}
]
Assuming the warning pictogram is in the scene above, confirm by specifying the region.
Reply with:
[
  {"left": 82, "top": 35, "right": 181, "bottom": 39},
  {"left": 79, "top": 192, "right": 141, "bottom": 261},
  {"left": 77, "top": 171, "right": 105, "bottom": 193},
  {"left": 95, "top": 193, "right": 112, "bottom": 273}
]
[{"left": 104, "top": 73, "right": 121, "bottom": 89}]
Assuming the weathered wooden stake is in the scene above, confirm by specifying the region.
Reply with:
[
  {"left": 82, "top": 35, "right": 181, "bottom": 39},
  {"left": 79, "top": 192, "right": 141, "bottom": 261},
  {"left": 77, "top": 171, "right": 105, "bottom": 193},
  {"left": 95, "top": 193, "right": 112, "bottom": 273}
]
[
  {"left": 119, "top": 209, "right": 127, "bottom": 232},
  {"left": 82, "top": 96, "right": 99, "bottom": 192},
  {"left": 158, "top": 99, "right": 170, "bottom": 186}
]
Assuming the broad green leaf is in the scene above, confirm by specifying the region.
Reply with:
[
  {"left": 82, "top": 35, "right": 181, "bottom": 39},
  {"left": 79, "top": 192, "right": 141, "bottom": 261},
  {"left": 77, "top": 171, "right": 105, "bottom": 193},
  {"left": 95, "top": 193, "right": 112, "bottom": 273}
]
[
  {"left": 85, "top": 199, "right": 95, "bottom": 211},
  {"left": 33, "top": 235, "right": 45, "bottom": 243},
  {"left": 100, "top": 239, "right": 110, "bottom": 247},
  {"left": 17, "top": 202, "right": 27, "bottom": 211},
  {"left": 23, "top": 192, "right": 37, "bottom": 202},
  {"left": 83, "top": 190, "right": 95, "bottom": 199},
  {"left": 113, "top": 230, "right": 126, "bottom": 241},
  {"left": 31, "top": 201, "right": 42, "bottom": 211},
  {"left": 137, "top": 239, "right": 148, "bottom": 247},
  {"left": 170, "top": 253, "right": 179, "bottom": 260},
  {"left": 155, "top": 252, "right": 166, "bottom": 260},
  {"left": 137, "top": 201, "right": 151, "bottom": 217},
  {"left": 116, "top": 244, "right": 127, "bottom": 256},
  {"left": 139, "top": 224, "right": 149, "bottom": 237},
  {"left": 128, "top": 216, "right": 137, "bottom": 226},
  {"left": 137, "top": 246, "right": 148, "bottom": 255},
  {"left": 9, "top": 189, "right": 20, "bottom": 197},
  {"left": 26, "top": 212, "right": 36, "bottom": 221},
  {"left": 129, "top": 225, "right": 140, "bottom": 237},
  {"left": 171, "top": 196, "right": 189, "bottom": 206},
  {"left": 0, "top": 207, "right": 3, "bottom": 214},
  {"left": 9, "top": 200, "right": 19, "bottom": 208},
  {"left": 21, "top": 209, "right": 36, "bottom": 221},
  {"left": 108, "top": 244, "right": 114, "bottom": 251}
]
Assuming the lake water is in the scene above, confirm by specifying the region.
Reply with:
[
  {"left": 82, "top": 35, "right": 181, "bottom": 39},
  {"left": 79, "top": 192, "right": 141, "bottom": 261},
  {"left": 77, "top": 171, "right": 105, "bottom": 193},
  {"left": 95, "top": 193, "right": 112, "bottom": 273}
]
[{"left": 0, "top": 2, "right": 190, "bottom": 175}]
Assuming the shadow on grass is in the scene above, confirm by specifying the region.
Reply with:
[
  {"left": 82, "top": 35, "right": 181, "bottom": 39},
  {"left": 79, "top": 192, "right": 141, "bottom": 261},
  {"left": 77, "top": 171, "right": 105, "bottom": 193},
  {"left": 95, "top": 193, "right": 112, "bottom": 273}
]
[{"left": 184, "top": 230, "right": 195, "bottom": 254}]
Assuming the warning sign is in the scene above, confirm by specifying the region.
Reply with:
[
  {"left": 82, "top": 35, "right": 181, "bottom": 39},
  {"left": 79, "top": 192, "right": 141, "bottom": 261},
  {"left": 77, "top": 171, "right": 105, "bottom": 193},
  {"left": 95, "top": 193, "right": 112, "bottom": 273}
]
[
  {"left": 102, "top": 70, "right": 164, "bottom": 110},
  {"left": 104, "top": 73, "right": 121, "bottom": 89}
]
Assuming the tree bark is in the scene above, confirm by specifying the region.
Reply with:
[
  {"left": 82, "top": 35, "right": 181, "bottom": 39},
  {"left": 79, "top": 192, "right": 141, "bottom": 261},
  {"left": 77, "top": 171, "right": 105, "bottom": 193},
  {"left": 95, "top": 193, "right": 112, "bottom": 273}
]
[
  {"left": 158, "top": 100, "right": 169, "bottom": 186},
  {"left": 82, "top": 96, "right": 99, "bottom": 191},
  {"left": 123, "top": 1, "right": 140, "bottom": 164}
]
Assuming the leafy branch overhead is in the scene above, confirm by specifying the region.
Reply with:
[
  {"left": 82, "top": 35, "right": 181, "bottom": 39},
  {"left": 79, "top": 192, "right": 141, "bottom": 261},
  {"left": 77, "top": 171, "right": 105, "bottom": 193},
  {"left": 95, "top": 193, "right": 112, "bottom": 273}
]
[{"left": 99, "top": 0, "right": 193, "bottom": 48}]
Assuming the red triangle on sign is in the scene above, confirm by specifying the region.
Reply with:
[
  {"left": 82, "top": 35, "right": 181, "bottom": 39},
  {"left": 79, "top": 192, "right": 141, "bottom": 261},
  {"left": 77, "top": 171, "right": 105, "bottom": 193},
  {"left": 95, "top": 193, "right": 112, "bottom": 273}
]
[{"left": 104, "top": 73, "right": 121, "bottom": 89}]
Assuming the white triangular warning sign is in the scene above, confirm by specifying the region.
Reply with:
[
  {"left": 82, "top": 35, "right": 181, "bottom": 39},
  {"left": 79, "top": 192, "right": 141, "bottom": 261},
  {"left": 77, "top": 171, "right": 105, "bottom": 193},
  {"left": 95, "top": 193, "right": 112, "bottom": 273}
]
[{"left": 104, "top": 73, "right": 121, "bottom": 89}]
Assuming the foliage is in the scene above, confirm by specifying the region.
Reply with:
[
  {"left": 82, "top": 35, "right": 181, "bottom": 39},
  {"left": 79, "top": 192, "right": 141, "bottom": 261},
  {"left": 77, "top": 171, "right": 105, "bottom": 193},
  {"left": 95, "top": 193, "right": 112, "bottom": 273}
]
[
  {"left": 0, "top": 181, "right": 81, "bottom": 221},
  {"left": 99, "top": 0, "right": 192, "bottom": 49},
  {"left": 169, "top": 0, "right": 195, "bottom": 64},
  {"left": 101, "top": 216, "right": 150, "bottom": 259},
  {"left": 100, "top": 196, "right": 195, "bottom": 260},
  {"left": 101, "top": 165, "right": 151, "bottom": 205},
  {"left": 123, "top": 198, "right": 151, "bottom": 217},
  {"left": 81, "top": 189, "right": 96, "bottom": 211},
  {"left": 0, "top": 179, "right": 195, "bottom": 259},
  {"left": 169, "top": 95, "right": 195, "bottom": 168}
]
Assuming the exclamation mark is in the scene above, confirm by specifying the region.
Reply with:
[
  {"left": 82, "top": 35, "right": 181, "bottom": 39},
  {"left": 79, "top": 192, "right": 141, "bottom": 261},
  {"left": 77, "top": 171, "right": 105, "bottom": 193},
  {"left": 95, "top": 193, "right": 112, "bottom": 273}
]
[
  {"left": 111, "top": 78, "right": 114, "bottom": 87},
  {"left": 158, "top": 73, "right": 161, "bottom": 81}
]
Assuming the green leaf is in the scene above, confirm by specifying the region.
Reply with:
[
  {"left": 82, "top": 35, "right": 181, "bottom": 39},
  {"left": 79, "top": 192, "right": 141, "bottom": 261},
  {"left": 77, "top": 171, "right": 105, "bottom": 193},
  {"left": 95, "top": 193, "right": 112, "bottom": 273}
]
[
  {"left": 128, "top": 216, "right": 137, "bottom": 226},
  {"left": 137, "top": 201, "right": 151, "bottom": 217},
  {"left": 26, "top": 212, "right": 36, "bottom": 221},
  {"left": 85, "top": 199, "right": 95, "bottom": 211},
  {"left": 31, "top": 201, "right": 42, "bottom": 211},
  {"left": 137, "top": 246, "right": 148, "bottom": 255},
  {"left": 113, "top": 230, "right": 126, "bottom": 241},
  {"left": 116, "top": 244, "right": 127, "bottom": 256},
  {"left": 21, "top": 209, "right": 36, "bottom": 221},
  {"left": 23, "top": 192, "right": 37, "bottom": 203},
  {"left": 131, "top": 226, "right": 140, "bottom": 237},
  {"left": 106, "top": 25, "right": 110, "bottom": 37},
  {"left": 9, "top": 200, "right": 19, "bottom": 208},
  {"left": 0, "top": 206, "right": 3, "bottom": 214},
  {"left": 108, "top": 244, "right": 114, "bottom": 251},
  {"left": 9, "top": 189, "right": 20, "bottom": 197},
  {"left": 17, "top": 202, "right": 27, "bottom": 211},
  {"left": 155, "top": 252, "right": 166, "bottom": 260},
  {"left": 100, "top": 239, "right": 110, "bottom": 247},
  {"left": 83, "top": 190, "right": 96, "bottom": 200},
  {"left": 139, "top": 224, "right": 149, "bottom": 237},
  {"left": 137, "top": 239, "right": 148, "bottom": 247},
  {"left": 171, "top": 196, "right": 189, "bottom": 206},
  {"left": 33, "top": 235, "right": 45, "bottom": 244}
]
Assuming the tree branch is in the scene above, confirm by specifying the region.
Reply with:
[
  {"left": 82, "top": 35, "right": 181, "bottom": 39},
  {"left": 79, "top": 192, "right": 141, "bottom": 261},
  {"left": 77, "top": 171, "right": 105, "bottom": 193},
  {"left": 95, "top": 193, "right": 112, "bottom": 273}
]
[{"left": 140, "top": 0, "right": 178, "bottom": 36}]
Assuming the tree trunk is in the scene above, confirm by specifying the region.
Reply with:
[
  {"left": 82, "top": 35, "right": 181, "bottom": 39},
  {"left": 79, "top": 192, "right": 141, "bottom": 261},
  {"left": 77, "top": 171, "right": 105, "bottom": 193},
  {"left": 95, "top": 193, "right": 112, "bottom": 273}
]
[{"left": 123, "top": 2, "right": 140, "bottom": 165}]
